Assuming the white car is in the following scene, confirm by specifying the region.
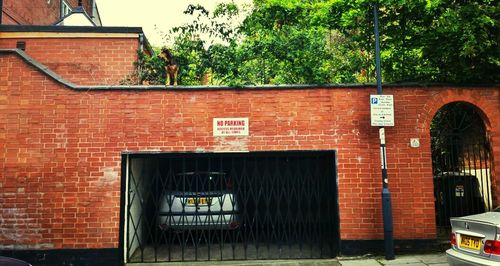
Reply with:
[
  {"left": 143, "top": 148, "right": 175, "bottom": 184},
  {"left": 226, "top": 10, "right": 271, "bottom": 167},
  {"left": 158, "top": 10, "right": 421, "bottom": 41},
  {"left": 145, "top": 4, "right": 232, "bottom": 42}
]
[
  {"left": 157, "top": 171, "right": 240, "bottom": 230},
  {"left": 0, "top": 257, "right": 31, "bottom": 266},
  {"left": 446, "top": 207, "right": 500, "bottom": 265}
]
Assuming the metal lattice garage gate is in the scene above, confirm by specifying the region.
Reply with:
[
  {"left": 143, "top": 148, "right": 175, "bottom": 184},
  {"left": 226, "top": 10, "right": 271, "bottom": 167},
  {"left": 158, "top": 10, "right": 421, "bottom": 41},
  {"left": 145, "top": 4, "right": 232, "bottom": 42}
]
[{"left": 122, "top": 151, "right": 339, "bottom": 263}]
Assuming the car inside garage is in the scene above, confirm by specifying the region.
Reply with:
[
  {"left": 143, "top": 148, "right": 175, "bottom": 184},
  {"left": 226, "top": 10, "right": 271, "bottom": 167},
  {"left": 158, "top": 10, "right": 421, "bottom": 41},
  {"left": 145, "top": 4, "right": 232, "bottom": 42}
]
[{"left": 123, "top": 151, "right": 339, "bottom": 263}]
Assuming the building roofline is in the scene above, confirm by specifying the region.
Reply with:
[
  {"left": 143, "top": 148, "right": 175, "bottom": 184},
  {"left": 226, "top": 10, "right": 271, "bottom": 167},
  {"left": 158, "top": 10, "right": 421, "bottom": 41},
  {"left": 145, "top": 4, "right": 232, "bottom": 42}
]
[
  {"left": 0, "top": 24, "right": 144, "bottom": 34},
  {"left": 0, "top": 49, "right": 497, "bottom": 91},
  {"left": 0, "top": 24, "right": 154, "bottom": 55}
]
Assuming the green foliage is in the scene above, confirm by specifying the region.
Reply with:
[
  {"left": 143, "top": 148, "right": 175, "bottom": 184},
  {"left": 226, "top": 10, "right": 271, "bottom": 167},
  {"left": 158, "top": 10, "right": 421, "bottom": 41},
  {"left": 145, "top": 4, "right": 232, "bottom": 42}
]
[
  {"left": 137, "top": 0, "right": 498, "bottom": 86},
  {"left": 120, "top": 49, "right": 165, "bottom": 85},
  {"left": 171, "top": 35, "right": 210, "bottom": 85},
  {"left": 419, "top": 0, "right": 499, "bottom": 82},
  {"left": 137, "top": 49, "right": 165, "bottom": 85}
]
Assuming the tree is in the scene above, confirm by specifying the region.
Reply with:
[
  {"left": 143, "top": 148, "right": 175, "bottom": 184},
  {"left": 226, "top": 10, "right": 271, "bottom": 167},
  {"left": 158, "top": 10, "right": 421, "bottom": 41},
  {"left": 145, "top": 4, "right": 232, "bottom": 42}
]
[
  {"left": 135, "top": 0, "right": 499, "bottom": 85},
  {"left": 329, "top": 0, "right": 499, "bottom": 83},
  {"left": 419, "top": 0, "right": 499, "bottom": 83},
  {"left": 239, "top": 0, "right": 335, "bottom": 84}
]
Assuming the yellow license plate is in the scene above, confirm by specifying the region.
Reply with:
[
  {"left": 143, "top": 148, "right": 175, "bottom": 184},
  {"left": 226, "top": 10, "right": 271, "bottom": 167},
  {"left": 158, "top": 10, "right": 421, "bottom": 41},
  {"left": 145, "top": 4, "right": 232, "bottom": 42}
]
[
  {"left": 460, "top": 235, "right": 481, "bottom": 251},
  {"left": 187, "top": 197, "right": 211, "bottom": 205}
]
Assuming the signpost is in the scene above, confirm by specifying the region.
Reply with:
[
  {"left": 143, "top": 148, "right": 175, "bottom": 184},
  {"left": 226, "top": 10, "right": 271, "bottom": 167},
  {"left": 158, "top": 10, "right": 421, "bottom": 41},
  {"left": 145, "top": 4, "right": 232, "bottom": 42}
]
[{"left": 372, "top": 3, "right": 395, "bottom": 260}]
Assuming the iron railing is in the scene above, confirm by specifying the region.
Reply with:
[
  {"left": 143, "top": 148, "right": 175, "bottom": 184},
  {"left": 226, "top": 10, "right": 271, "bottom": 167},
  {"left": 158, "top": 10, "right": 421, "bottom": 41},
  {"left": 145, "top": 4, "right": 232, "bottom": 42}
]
[{"left": 433, "top": 141, "right": 493, "bottom": 228}]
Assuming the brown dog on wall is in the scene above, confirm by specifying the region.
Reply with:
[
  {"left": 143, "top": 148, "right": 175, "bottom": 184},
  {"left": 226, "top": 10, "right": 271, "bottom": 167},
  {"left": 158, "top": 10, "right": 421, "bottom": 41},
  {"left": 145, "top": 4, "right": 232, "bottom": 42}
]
[{"left": 158, "top": 48, "right": 179, "bottom": 86}]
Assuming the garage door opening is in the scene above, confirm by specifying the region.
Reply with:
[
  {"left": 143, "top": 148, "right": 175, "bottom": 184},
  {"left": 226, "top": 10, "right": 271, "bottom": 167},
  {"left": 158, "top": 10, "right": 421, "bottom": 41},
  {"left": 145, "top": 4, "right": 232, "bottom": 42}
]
[{"left": 122, "top": 151, "right": 339, "bottom": 263}]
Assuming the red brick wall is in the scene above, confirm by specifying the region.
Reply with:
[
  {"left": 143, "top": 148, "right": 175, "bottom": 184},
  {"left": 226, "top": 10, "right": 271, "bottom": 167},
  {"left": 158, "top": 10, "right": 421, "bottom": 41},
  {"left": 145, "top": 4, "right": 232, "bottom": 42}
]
[
  {"left": 2, "top": 0, "right": 93, "bottom": 25},
  {"left": 2, "top": 15, "right": 18, "bottom": 24},
  {"left": 0, "top": 52, "right": 499, "bottom": 249},
  {"left": 0, "top": 38, "right": 139, "bottom": 85}
]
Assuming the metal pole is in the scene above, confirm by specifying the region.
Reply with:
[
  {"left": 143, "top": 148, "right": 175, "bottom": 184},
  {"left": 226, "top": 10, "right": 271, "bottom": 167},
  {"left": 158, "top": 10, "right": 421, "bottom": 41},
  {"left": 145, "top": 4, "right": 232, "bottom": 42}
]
[
  {"left": 373, "top": 2, "right": 395, "bottom": 260},
  {"left": 374, "top": 3, "right": 382, "bottom": 95}
]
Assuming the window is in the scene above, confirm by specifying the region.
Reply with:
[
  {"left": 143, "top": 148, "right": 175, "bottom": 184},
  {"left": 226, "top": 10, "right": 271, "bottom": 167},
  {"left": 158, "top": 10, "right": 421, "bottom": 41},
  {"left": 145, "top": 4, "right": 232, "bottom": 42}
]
[{"left": 61, "top": 0, "right": 72, "bottom": 18}]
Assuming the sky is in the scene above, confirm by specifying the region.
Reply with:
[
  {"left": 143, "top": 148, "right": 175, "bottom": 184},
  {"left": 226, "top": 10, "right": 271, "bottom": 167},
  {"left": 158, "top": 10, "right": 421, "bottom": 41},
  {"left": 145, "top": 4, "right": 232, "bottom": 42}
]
[{"left": 96, "top": 0, "right": 252, "bottom": 47}]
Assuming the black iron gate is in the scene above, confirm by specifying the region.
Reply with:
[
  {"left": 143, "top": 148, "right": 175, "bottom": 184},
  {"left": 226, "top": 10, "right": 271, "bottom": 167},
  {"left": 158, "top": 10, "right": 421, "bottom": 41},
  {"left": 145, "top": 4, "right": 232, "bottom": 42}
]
[
  {"left": 124, "top": 151, "right": 339, "bottom": 263},
  {"left": 433, "top": 140, "right": 493, "bottom": 227},
  {"left": 431, "top": 102, "right": 493, "bottom": 232}
]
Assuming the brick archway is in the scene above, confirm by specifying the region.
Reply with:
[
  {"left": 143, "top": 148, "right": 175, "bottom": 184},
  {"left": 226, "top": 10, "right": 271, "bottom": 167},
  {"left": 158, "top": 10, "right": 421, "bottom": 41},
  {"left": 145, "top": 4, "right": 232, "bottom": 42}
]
[{"left": 420, "top": 89, "right": 499, "bottom": 209}]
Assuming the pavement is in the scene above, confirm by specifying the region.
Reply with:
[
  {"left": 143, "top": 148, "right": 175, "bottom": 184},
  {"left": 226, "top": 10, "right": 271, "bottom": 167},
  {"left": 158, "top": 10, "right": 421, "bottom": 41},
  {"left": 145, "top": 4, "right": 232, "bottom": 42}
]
[
  {"left": 128, "top": 252, "right": 448, "bottom": 266},
  {"left": 338, "top": 252, "right": 448, "bottom": 266}
]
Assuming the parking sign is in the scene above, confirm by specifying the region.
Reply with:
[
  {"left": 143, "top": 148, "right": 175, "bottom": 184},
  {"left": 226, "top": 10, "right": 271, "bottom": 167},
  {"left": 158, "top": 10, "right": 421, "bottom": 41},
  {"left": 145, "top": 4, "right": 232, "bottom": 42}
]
[{"left": 370, "top": 95, "right": 394, "bottom": 127}]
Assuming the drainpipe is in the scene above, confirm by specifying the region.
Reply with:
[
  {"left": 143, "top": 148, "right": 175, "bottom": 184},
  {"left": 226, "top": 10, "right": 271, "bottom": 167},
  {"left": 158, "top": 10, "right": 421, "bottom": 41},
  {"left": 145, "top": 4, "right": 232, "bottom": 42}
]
[
  {"left": 90, "top": 0, "right": 95, "bottom": 18},
  {"left": 137, "top": 33, "right": 145, "bottom": 85},
  {"left": 59, "top": 0, "right": 63, "bottom": 19},
  {"left": 139, "top": 33, "right": 144, "bottom": 53},
  {"left": 0, "top": 0, "right": 3, "bottom": 24}
]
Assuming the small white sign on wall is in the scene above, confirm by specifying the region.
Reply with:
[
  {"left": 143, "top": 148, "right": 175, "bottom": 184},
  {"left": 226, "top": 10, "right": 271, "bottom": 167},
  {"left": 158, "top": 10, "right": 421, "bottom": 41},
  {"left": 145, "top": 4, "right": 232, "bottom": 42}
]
[
  {"left": 213, "top": 118, "right": 249, "bottom": 137},
  {"left": 410, "top": 138, "right": 420, "bottom": 148}
]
